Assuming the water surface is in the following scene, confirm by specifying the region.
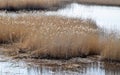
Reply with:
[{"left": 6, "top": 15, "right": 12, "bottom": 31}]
[
  {"left": 0, "top": 56, "right": 120, "bottom": 75},
  {"left": 46, "top": 3, "right": 120, "bottom": 31}
]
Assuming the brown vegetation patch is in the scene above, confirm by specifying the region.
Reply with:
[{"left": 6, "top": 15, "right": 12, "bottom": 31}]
[
  {"left": 0, "top": 15, "right": 120, "bottom": 62},
  {"left": 0, "top": 15, "right": 100, "bottom": 59}
]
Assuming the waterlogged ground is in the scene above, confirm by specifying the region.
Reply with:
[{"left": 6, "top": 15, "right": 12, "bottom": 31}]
[{"left": 0, "top": 3, "right": 120, "bottom": 75}]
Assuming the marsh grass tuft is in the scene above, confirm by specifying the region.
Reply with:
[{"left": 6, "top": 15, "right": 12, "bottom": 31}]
[
  {"left": 0, "top": 15, "right": 100, "bottom": 59},
  {"left": 101, "top": 32, "right": 120, "bottom": 62},
  {"left": 0, "top": 15, "right": 120, "bottom": 61}
]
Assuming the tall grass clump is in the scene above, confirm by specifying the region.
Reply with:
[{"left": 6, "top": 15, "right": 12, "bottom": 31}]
[
  {"left": 101, "top": 32, "right": 120, "bottom": 61},
  {"left": 21, "top": 29, "right": 100, "bottom": 59},
  {"left": 0, "top": 16, "right": 28, "bottom": 43},
  {"left": 1, "top": 14, "right": 120, "bottom": 62},
  {"left": 17, "top": 16, "right": 100, "bottom": 59},
  {"left": 2, "top": 14, "right": 120, "bottom": 61},
  {"left": 1, "top": 15, "right": 100, "bottom": 59}
]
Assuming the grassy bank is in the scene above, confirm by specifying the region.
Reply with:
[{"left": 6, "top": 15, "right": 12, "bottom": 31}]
[{"left": 0, "top": 0, "right": 120, "bottom": 11}]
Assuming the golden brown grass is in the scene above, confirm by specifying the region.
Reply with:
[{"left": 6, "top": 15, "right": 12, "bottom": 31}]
[
  {"left": 0, "top": 15, "right": 33, "bottom": 43},
  {"left": 0, "top": 17, "right": 28, "bottom": 43},
  {"left": 0, "top": 15, "right": 100, "bottom": 59},
  {"left": 101, "top": 33, "right": 120, "bottom": 61},
  {"left": 0, "top": 14, "right": 120, "bottom": 61}
]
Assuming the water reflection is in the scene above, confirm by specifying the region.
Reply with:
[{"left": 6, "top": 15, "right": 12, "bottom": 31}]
[
  {"left": 103, "top": 62, "right": 120, "bottom": 75},
  {"left": 0, "top": 57, "right": 120, "bottom": 75}
]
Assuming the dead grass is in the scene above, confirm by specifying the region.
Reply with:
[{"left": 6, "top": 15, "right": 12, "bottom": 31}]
[
  {"left": 101, "top": 33, "right": 120, "bottom": 61},
  {"left": 0, "top": 15, "right": 100, "bottom": 59},
  {"left": 0, "top": 17, "right": 28, "bottom": 43},
  {"left": 0, "top": 14, "right": 120, "bottom": 61}
]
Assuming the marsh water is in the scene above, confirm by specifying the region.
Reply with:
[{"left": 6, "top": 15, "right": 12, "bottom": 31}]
[
  {"left": 0, "top": 3, "right": 120, "bottom": 75},
  {"left": 46, "top": 3, "right": 120, "bottom": 31},
  {"left": 0, "top": 56, "right": 120, "bottom": 75}
]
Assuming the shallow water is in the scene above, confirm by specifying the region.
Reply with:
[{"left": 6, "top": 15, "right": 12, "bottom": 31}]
[
  {"left": 0, "top": 56, "right": 120, "bottom": 75},
  {"left": 46, "top": 3, "right": 120, "bottom": 31}
]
